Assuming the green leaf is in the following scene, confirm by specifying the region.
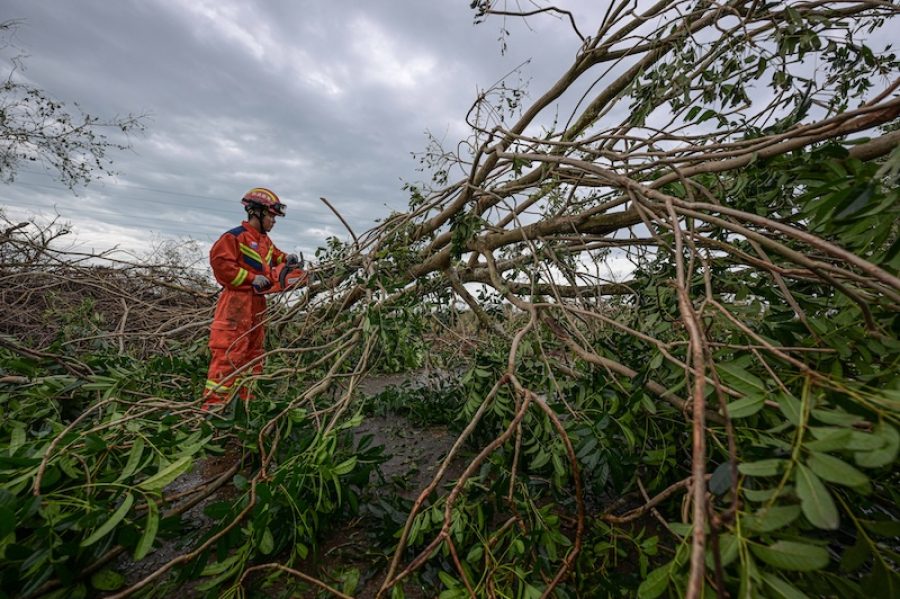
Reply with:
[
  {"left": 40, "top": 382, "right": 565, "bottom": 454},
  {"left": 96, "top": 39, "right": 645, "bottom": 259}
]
[
  {"left": 138, "top": 456, "right": 192, "bottom": 492},
  {"left": 834, "top": 184, "right": 874, "bottom": 221},
  {"left": 196, "top": 564, "right": 242, "bottom": 592},
  {"left": 296, "top": 541, "right": 308, "bottom": 559},
  {"left": 438, "top": 570, "right": 460, "bottom": 590},
  {"left": 133, "top": 498, "right": 158, "bottom": 560},
  {"left": 91, "top": 569, "right": 125, "bottom": 591},
  {"left": 844, "top": 430, "right": 884, "bottom": 451},
  {"left": 637, "top": 562, "right": 671, "bottom": 599},
  {"left": 855, "top": 422, "right": 898, "bottom": 468},
  {"left": 840, "top": 533, "right": 871, "bottom": 572},
  {"left": 552, "top": 452, "right": 566, "bottom": 477},
  {"left": 58, "top": 456, "right": 80, "bottom": 480},
  {"left": 821, "top": 573, "right": 864, "bottom": 596},
  {"left": 744, "top": 505, "right": 801, "bottom": 533},
  {"left": 259, "top": 527, "right": 274, "bottom": 555},
  {"left": 777, "top": 393, "right": 803, "bottom": 427},
  {"left": 762, "top": 572, "right": 810, "bottom": 599},
  {"left": 9, "top": 425, "right": 25, "bottom": 456},
  {"left": 708, "top": 462, "right": 732, "bottom": 495},
  {"left": 0, "top": 506, "right": 15, "bottom": 539},
  {"left": 717, "top": 363, "right": 766, "bottom": 393},
  {"left": 725, "top": 395, "right": 765, "bottom": 419},
  {"left": 751, "top": 540, "right": 829, "bottom": 571},
  {"left": 617, "top": 420, "right": 636, "bottom": 447},
  {"left": 512, "top": 582, "right": 538, "bottom": 599},
  {"left": 811, "top": 409, "right": 862, "bottom": 427},
  {"left": 744, "top": 486, "right": 792, "bottom": 502},
  {"left": 176, "top": 433, "right": 212, "bottom": 459},
  {"left": 81, "top": 493, "right": 134, "bottom": 547},
  {"left": 667, "top": 522, "right": 693, "bottom": 538},
  {"left": 531, "top": 449, "right": 550, "bottom": 469},
  {"left": 697, "top": 108, "right": 719, "bottom": 123},
  {"left": 738, "top": 459, "right": 786, "bottom": 477},
  {"left": 712, "top": 533, "right": 739, "bottom": 568},
  {"left": 865, "top": 558, "right": 900, "bottom": 597},
  {"left": 332, "top": 456, "right": 357, "bottom": 476},
  {"left": 861, "top": 519, "right": 900, "bottom": 538},
  {"left": 805, "top": 428, "right": 852, "bottom": 452},
  {"left": 115, "top": 437, "right": 145, "bottom": 483},
  {"left": 0, "top": 455, "right": 41, "bottom": 469},
  {"left": 200, "top": 551, "right": 242, "bottom": 576},
  {"left": 807, "top": 452, "right": 868, "bottom": 487},
  {"left": 409, "top": 512, "right": 422, "bottom": 545},
  {"left": 795, "top": 464, "right": 839, "bottom": 530},
  {"left": 341, "top": 567, "right": 360, "bottom": 596}
]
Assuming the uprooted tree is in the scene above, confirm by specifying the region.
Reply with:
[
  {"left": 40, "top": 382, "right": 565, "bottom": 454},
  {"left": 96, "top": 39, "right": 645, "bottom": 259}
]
[{"left": 2, "top": 1, "right": 899, "bottom": 598}]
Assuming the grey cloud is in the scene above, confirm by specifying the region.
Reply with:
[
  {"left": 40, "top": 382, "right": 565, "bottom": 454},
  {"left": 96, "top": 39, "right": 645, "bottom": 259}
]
[{"left": 2, "top": 0, "right": 599, "bottom": 258}]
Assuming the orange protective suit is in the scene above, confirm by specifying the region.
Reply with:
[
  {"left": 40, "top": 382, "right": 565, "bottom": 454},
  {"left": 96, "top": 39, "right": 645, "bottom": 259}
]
[{"left": 202, "top": 221, "right": 287, "bottom": 408}]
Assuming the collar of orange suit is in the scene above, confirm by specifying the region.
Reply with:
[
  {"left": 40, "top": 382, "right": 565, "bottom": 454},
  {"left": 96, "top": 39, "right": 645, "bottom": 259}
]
[{"left": 240, "top": 220, "right": 268, "bottom": 239}]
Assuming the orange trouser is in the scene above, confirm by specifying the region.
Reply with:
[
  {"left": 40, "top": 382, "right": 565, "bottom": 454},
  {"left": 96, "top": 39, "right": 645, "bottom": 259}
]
[{"left": 202, "top": 289, "right": 267, "bottom": 408}]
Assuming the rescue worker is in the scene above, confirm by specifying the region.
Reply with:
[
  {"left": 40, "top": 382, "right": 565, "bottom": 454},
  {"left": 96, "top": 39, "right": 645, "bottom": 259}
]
[{"left": 202, "top": 187, "right": 301, "bottom": 410}]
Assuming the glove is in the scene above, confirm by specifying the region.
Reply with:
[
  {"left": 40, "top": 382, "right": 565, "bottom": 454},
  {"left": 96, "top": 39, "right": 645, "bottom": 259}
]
[
  {"left": 251, "top": 274, "right": 272, "bottom": 292},
  {"left": 286, "top": 253, "right": 302, "bottom": 267}
]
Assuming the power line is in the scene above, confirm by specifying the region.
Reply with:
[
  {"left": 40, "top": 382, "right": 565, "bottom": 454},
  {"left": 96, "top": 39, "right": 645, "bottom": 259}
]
[
  {"left": 18, "top": 167, "right": 242, "bottom": 202},
  {"left": 6, "top": 180, "right": 349, "bottom": 230},
  {"left": 21, "top": 167, "right": 253, "bottom": 196},
  {"left": 1, "top": 200, "right": 359, "bottom": 264},
  {"left": 4, "top": 195, "right": 267, "bottom": 234},
  {"left": 1, "top": 209, "right": 326, "bottom": 247},
  {"left": 5, "top": 169, "right": 393, "bottom": 249},
  {"left": 15, "top": 167, "right": 384, "bottom": 229}
]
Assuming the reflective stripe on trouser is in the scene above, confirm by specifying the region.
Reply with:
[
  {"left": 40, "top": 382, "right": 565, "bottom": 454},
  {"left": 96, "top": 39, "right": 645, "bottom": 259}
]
[
  {"left": 202, "top": 348, "right": 263, "bottom": 405},
  {"left": 203, "top": 322, "right": 265, "bottom": 408}
]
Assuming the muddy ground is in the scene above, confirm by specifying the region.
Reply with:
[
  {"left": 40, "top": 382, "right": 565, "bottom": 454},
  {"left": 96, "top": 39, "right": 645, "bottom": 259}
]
[{"left": 111, "top": 371, "right": 463, "bottom": 598}]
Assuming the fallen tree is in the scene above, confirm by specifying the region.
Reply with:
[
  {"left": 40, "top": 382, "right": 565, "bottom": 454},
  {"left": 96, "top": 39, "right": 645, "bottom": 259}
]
[{"left": 1, "top": 1, "right": 898, "bottom": 597}]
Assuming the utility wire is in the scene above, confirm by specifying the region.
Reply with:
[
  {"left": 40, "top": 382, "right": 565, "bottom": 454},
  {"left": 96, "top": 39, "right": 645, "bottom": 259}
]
[
  {"left": 11, "top": 167, "right": 376, "bottom": 230},
  {"left": 6, "top": 180, "right": 346, "bottom": 230}
]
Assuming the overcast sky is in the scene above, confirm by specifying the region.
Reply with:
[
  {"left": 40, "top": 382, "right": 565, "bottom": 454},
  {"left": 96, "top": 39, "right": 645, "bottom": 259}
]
[{"left": 1, "top": 0, "right": 596, "bottom": 263}]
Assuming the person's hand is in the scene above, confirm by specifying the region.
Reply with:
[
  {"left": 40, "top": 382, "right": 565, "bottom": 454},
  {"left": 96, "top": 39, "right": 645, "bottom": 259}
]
[{"left": 252, "top": 274, "right": 272, "bottom": 291}]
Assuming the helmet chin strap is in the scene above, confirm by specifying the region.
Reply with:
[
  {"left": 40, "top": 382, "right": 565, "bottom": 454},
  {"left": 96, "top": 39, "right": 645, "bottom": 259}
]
[{"left": 246, "top": 206, "right": 266, "bottom": 230}]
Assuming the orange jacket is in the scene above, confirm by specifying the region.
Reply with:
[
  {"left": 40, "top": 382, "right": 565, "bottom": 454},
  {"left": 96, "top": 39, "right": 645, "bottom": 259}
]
[
  {"left": 210, "top": 221, "right": 287, "bottom": 292},
  {"left": 208, "top": 221, "right": 288, "bottom": 348}
]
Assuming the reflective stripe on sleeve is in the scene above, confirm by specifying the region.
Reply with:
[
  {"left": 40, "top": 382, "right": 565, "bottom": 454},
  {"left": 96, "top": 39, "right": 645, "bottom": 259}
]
[{"left": 231, "top": 268, "right": 249, "bottom": 286}]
